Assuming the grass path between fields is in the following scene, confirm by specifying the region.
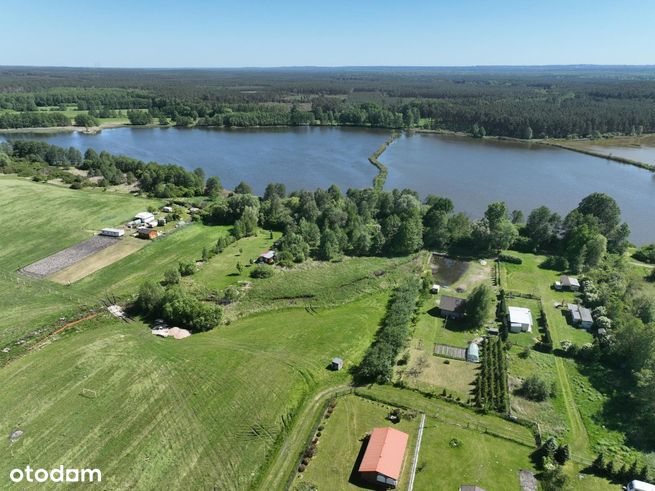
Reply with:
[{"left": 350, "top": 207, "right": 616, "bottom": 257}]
[{"left": 259, "top": 384, "right": 352, "bottom": 491}]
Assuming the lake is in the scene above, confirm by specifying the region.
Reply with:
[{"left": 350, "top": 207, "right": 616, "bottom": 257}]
[
  {"left": 1, "top": 126, "right": 386, "bottom": 194},
  {"left": 383, "top": 133, "right": 655, "bottom": 244},
  {"left": 587, "top": 144, "right": 655, "bottom": 165},
  {"left": 2, "top": 127, "right": 654, "bottom": 243}
]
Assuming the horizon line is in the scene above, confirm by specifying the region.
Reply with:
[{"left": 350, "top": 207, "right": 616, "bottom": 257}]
[{"left": 2, "top": 63, "right": 655, "bottom": 70}]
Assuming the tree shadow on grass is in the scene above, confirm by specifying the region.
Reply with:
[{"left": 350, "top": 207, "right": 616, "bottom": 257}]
[{"left": 574, "top": 360, "right": 655, "bottom": 451}]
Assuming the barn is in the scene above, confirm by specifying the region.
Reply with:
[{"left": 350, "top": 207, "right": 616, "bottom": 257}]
[{"left": 358, "top": 427, "right": 409, "bottom": 489}]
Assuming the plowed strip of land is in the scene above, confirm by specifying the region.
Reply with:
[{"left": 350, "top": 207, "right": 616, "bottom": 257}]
[{"left": 49, "top": 238, "right": 146, "bottom": 284}]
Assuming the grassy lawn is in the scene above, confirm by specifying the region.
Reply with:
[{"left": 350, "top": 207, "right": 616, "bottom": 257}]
[
  {"left": 397, "top": 304, "right": 477, "bottom": 400},
  {"left": 413, "top": 417, "right": 535, "bottom": 491},
  {"left": 508, "top": 345, "right": 568, "bottom": 438},
  {"left": 0, "top": 291, "right": 387, "bottom": 490},
  {"left": 231, "top": 255, "right": 415, "bottom": 321},
  {"left": 298, "top": 395, "right": 419, "bottom": 491}
]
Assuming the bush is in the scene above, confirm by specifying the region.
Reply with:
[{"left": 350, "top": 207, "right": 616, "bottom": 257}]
[
  {"left": 518, "top": 375, "right": 550, "bottom": 401},
  {"left": 647, "top": 269, "right": 655, "bottom": 282},
  {"left": 178, "top": 260, "right": 196, "bottom": 276},
  {"left": 163, "top": 268, "right": 181, "bottom": 285},
  {"left": 498, "top": 253, "right": 522, "bottom": 264},
  {"left": 540, "top": 255, "right": 569, "bottom": 271},
  {"left": 250, "top": 265, "right": 274, "bottom": 278},
  {"left": 634, "top": 244, "right": 655, "bottom": 264}
]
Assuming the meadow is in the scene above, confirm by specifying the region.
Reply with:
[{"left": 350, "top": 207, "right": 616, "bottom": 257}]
[{"left": 0, "top": 290, "right": 387, "bottom": 490}]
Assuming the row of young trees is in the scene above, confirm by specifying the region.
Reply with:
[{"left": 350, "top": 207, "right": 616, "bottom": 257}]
[
  {"left": 355, "top": 279, "right": 421, "bottom": 383},
  {"left": 474, "top": 337, "right": 509, "bottom": 413}
]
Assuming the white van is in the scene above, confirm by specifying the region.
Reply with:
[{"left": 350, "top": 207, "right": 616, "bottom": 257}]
[{"left": 627, "top": 480, "right": 655, "bottom": 491}]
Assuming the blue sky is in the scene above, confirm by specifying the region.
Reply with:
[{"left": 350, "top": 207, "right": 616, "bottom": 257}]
[{"left": 1, "top": 0, "right": 654, "bottom": 67}]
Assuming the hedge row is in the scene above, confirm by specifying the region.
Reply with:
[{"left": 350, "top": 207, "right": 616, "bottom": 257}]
[{"left": 356, "top": 279, "right": 421, "bottom": 383}]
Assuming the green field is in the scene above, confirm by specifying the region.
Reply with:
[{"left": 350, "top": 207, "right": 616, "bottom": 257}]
[{"left": 0, "top": 290, "right": 386, "bottom": 490}]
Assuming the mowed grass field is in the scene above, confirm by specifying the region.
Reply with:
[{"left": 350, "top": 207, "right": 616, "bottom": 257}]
[
  {"left": 0, "top": 177, "right": 161, "bottom": 346},
  {"left": 0, "top": 289, "right": 387, "bottom": 490}
]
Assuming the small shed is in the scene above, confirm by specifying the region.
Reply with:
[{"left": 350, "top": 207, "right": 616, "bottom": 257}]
[
  {"left": 439, "top": 296, "right": 466, "bottom": 319},
  {"left": 330, "top": 357, "right": 344, "bottom": 371},
  {"left": 567, "top": 304, "right": 594, "bottom": 329},
  {"left": 162, "top": 206, "right": 173, "bottom": 213},
  {"left": 466, "top": 342, "right": 480, "bottom": 363},
  {"left": 256, "top": 250, "right": 276, "bottom": 264},
  {"left": 137, "top": 227, "right": 158, "bottom": 240},
  {"left": 560, "top": 275, "right": 580, "bottom": 291},
  {"left": 430, "top": 284, "right": 441, "bottom": 294}
]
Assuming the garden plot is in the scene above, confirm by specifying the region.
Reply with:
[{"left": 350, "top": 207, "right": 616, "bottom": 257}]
[{"left": 19, "top": 235, "right": 122, "bottom": 278}]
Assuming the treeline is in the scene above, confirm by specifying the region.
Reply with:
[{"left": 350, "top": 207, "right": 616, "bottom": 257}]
[
  {"left": 355, "top": 279, "right": 421, "bottom": 383},
  {"left": 2, "top": 141, "right": 207, "bottom": 197},
  {"left": 3, "top": 67, "right": 655, "bottom": 136},
  {"left": 0, "top": 111, "right": 70, "bottom": 129}
]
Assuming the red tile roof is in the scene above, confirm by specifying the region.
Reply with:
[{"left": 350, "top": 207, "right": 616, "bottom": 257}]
[{"left": 359, "top": 427, "right": 409, "bottom": 480}]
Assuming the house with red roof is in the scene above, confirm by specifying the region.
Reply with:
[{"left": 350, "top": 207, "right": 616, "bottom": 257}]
[{"left": 358, "top": 427, "right": 409, "bottom": 488}]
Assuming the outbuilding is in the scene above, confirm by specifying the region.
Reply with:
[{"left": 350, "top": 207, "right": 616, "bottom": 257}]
[
  {"left": 439, "top": 296, "right": 466, "bottom": 319},
  {"left": 134, "top": 211, "right": 155, "bottom": 223},
  {"left": 256, "top": 250, "right": 276, "bottom": 264},
  {"left": 508, "top": 306, "right": 533, "bottom": 333},
  {"left": 559, "top": 275, "right": 580, "bottom": 291},
  {"left": 430, "top": 284, "right": 441, "bottom": 294},
  {"left": 100, "top": 228, "right": 124, "bottom": 237},
  {"left": 330, "top": 357, "right": 344, "bottom": 371},
  {"left": 137, "top": 227, "right": 158, "bottom": 240},
  {"left": 567, "top": 304, "right": 594, "bottom": 329},
  {"left": 466, "top": 342, "right": 480, "bottom": 363},
  {"left": 359, "top": 427, "right": 409, "bottom": 489},
  {"left": 162, "top": 206, "right": 173, "bottom": 213}
]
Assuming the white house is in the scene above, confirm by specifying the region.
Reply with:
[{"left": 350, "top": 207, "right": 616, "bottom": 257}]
[{"left": 508, "top": 306, "right": 533, "bottom": 333}]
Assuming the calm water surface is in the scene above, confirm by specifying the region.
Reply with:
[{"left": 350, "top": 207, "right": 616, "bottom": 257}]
[
  {"left": 383, "top": 133, "right": 655, "bottom": 244},
  {"left": 588, "top": 145, "right": 655, "bottom": 165},
  {"left": 2, "top": 127, "right": 386, "bottom": 194},
  {"left": 3, "top": 128, "right": 654, "bottom": 243}
]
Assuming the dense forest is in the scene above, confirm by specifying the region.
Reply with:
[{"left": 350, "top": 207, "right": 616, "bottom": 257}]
[{"left": 1, "top": 66, "right": 655, "bottom": 137}]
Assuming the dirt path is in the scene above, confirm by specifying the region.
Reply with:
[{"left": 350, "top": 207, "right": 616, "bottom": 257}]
[
  {"left": 29, "top": 313, "right": 98, "bottom": 351},
  {"left": 258, "top": 384, "right": 351, "bottom": 491}
]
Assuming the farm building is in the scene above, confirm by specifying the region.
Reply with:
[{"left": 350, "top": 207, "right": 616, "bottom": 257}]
[
  {"left": 508, "top": 306, "right": 533, "bottom": 333},
  {"left": 466, "top": 342, "right": 480, "bottom": 363},
  {"left": 439, "top": 295, "right": 466, "bottom": 319},
  {"left": 358, "top": 427, "right": 409, "bottom": 489},
  {"left": 256, "top": 250, "right": 276, "bottom": 264},
  {"left": 134, "top": 211, "right": 155, "bottom": 223},
  {"left": 137, "top": 227, "right": 158, "bottom": 240},
  {"left": 100, "top": 228, "right": 124, "bottom": 237},
  {"left": 567, "top": 304, "right": 594, "bottom": 329},
  {"left": 556, "top": 275, "right": 580, "bottom": 291},
  {"left": 330, "top": 357, "right": 344, "bottom": 371}
]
